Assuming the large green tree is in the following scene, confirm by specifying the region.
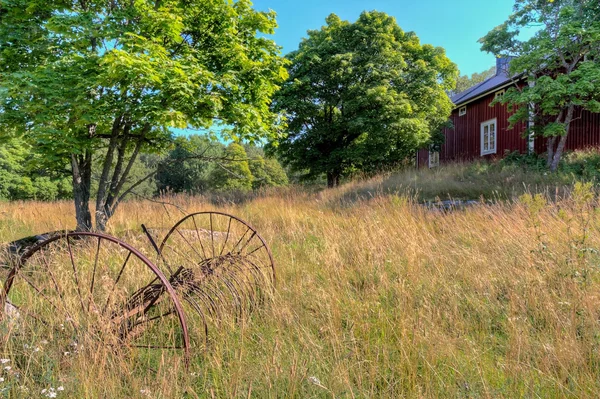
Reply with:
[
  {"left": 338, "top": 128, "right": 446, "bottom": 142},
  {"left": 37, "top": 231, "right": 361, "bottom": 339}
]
[
  {"left": 0, "top": 0, "right": 287, "bottom": 230},
  {"left": 273, "top": 12, "right": 457, "bottom": 187},
  {"left": 480, "top": 0, "right": 600, "bottom": 171}
]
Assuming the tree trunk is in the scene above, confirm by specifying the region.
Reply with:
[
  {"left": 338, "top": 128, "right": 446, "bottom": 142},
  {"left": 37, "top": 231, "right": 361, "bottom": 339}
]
[
  {"left": 546, "top": 136, "right": 556, "bottom": 168},
  {"left": 95, "top": 124, "right": 148, "bottom": 231},
  {"left": 71, "top": 153, "right": 93, "bottom": 231},
  {"left": 550, "top": 104, "right": 575, "bottom": 172},
  {"left": 326, "top": 172, "right": 340, "bottom": 188}
]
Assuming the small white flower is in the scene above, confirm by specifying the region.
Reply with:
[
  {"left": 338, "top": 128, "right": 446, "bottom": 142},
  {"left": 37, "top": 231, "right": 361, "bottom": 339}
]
[
  {"left": 63, "top": 351, "right": 70, "bottom": 356},
  {"left": 140, "top": 389, "right": 151, "bottom": 396},
  {"left": 0, "top": 359, "right": 9, "bottom": 364},
  {"left": 47, "top": 392, "right": 57, "bottom": 398},
  {"left": 57, "top": 386, "right": 64, "bottom": 391},
  {"left": 308, "top": 376, "right": 322, "bottom": 385},
  {"left": 4, "top": 366, "right": 11, "bottom": 371},
  {"left": 0, "top": 377, "right": 4, "bottom": 382},
  {"left": 34, "top": 347, "right": 41, "bottom": 352}
]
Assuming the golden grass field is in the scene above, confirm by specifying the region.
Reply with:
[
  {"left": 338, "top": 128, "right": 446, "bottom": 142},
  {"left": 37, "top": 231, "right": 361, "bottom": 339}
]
[{"left": 2, "top": 166, "right": 600, "bottom": 398}]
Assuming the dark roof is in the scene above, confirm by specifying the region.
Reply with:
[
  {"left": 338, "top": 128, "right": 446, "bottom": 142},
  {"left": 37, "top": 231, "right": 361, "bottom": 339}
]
[
  {"left": 450, "top": 71, "right": 520, "bottom": 106},
  {"left": 450, "top": 55, "right": 524, "bottom": 107}
]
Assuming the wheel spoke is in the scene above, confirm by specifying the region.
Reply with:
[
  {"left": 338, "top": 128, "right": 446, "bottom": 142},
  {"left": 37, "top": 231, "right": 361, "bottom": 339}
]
[{"left": 66, "top": 236, "right": 86, "bottom": 313}]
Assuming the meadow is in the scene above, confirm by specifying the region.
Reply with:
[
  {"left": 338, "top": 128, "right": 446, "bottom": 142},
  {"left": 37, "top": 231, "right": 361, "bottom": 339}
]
[{"left": 2, "top": 164, "right": 600, "bottom": 398}]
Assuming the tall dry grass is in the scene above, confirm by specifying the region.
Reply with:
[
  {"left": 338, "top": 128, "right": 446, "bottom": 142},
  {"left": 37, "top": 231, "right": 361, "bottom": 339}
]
[{"left": 1, "top": 175, "right": 600, "bottom": 397}]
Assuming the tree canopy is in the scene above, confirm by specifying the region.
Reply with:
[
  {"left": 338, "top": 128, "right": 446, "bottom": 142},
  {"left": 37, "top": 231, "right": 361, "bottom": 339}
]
[
  {"left": 454, "top": 66, "right": 496, "bottom": 94},
  {"left": 273, "top": 11, "right": 457, "bottom": 186},
  {"left": 0, "top": 0, "right": 288, "bottom": 229},
  {"left": 480, "top": 0, "right": 600, "bottom": 171}
]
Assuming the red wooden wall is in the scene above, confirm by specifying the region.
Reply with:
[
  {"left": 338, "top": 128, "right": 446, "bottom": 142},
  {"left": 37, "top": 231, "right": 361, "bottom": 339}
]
[
  {"left": 419, "top": 92, "right": 600, "bottom": 168},
  {"left": 440, "top": 91, "right": 528, "bottom": 163}
]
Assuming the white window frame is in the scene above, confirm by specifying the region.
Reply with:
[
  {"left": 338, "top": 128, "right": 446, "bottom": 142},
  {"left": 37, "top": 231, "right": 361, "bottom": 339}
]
[
  {"left": 494, "top": 89, "right": 505, "bottom": 100},
  {"left": 458, "top": 106, "right": 467, "bottom": 116},
  {"left": 428, "top": 150, "right": 440, "bottom": 168},
  {"left": 480, "top": 118, "right": 497, "bottom": 156}
]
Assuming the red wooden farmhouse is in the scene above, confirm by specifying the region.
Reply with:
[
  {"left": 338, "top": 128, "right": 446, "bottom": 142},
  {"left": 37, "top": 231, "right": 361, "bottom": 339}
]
[{"left": 417, "top": 57, "right": 600, "bottom": 168}]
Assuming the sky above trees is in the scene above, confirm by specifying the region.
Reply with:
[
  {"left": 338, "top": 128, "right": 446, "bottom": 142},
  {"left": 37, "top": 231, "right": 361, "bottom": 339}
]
[{"left": 252, "top": 0, "right": 518, "bottom": 76}]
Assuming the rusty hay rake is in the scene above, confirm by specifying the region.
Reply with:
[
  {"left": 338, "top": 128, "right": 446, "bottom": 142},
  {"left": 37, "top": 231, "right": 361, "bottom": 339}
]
[{"left": 0, "top": 211, "right": 275, "bottom": 364}]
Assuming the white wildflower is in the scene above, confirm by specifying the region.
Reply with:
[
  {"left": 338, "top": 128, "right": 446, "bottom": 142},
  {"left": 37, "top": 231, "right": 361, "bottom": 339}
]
[
  {"left": 57, "top": 386, "right": 64, "bottom": 391},
  {"left": 0, "top": 359, "right": 9, "bottom": 364},
  {"left": 41, "top": 387, "right": 57, "bottom": 398},
  {"left": 4, "top": 366, "right": 11, "bottom": 371},
  {"left": 140, "top": 389, "right": 151, "bottom": 396},
  {"left": 308, "top": 376, "right": 322, "bottom": 386},
  {"left": 0, "top": 377, "right": 4, "bottom": 382}
]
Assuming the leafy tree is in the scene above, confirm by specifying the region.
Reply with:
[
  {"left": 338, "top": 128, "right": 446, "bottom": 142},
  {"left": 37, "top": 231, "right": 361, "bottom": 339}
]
[
  {"left": 454, "top": 66, "right": 496, "bottom": 93},
  {"left": 156, "top": 135, "right": 224, "bottom": 194},
  {"left": 480, "top": 0, "right": 600, "bottom": 171},
  {"left": 273, "top": 12, "right": 457, "bottom": 187},
  {"left": 0, "top": 137, "right": 71, "bottom": 201},
  {"left": 209, "top": 143, "right": 253, "bottom": 192},
  {"left": 0, "top": 0, "right": 288, "bottom": 230},
  {"left": 245, "top": 145, "right": 288, "bottom": 189}
]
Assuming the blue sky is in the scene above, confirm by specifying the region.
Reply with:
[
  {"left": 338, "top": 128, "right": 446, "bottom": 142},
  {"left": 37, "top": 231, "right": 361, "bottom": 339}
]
[{"left": 252, "top": 0, "right": 517, "bottom": 76}]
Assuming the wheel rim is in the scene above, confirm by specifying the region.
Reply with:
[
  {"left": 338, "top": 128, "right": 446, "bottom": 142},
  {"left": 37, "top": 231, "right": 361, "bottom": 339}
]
[
  {"left": 0, "top": 232, "right": 190, "bottom": 364},
  {"left": 157, "top": 212, "right": 275, "bottom": 337}
]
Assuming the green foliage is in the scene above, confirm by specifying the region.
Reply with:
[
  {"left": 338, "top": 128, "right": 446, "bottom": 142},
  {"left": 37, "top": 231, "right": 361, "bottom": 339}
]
[
  {"left": 0, "top": 0, "right": 288, "bottom": 227},
  {"left": 480, "top": 0, "right": 600, "bottom": 170},
  {"left": 501, "top": 149, "right": 600, "bottom": 182},
  {"left": 273, "top": 11, "right": 457, "bottom": 186},
  {"left": 453, "top": 66, "right": 496, "bottom": 93},
  {"left": 156, "top": 135, "right": 224, "bottom": 194},
  {"left": 0, "top": 137, "right": 71, "bottom": 201},
  {"left": 454, "top": 66, "right": 496, "bottom": 94},
  {"left": 209, "top": 143, "right": 253, "bottom": 192},
  {"left": 246, "top": 145, "right": 288, "bottom": 189}
]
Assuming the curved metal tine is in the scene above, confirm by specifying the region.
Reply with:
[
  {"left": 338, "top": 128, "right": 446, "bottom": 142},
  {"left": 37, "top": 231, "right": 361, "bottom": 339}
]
[
  {"left": 225, "top": 259, "right": 263, "bottom": 306},
  {"left": 219, "top": 216, "right": 233, "bottom": 257},
  {"left": 181, "top": 294, "right": 209, "bottom": 346},
  {"left": 66, "top": 235, "right": 86, "bottom": 313},
  {"left": 215, "top": 270, "right": 245, "bottom": 320},
  {"left": 192, "top": 278, "right": 232, "bottom": 317},
  {"left": 188, "top": 214, "right": 208, "bottom": 260},
  {"left": 219, "top": 263, "right": 256, "bottom": 315},
  {"left": 183, "top": 281, "right": 219, "bottom": 317},
  {"left": 206, "top": 269, "right": 243, "bottom": 320},
  {"left": 238, "top": 256, "right": 275, "bottom": 299}
]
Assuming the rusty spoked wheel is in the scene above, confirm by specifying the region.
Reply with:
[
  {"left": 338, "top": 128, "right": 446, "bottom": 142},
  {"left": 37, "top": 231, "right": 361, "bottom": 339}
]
[
  {"left": 0, "top": 232, "right": 189, "bottom": 366},
  {"left": 156, "top": 212, "right": 275, "bottom": 340}
]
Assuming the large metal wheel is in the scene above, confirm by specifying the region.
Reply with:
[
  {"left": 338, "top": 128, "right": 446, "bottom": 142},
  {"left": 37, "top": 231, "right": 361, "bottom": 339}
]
[
  {"left": 156, "top": 212, "right": 275, "bottom": 336},
  {"left": 0, "top": 232, "right": 190, "bottom": 365}
]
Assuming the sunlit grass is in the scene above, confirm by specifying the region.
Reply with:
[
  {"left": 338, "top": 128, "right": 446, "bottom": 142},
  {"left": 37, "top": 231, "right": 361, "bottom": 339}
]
[{"left": 1, "top": 165, "right": 600, "bottom": 397}]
